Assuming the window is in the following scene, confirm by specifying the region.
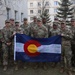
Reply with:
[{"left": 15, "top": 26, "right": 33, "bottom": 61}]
[
  {"left": 30, "top": 3, "right": 33, "bottom": 7},
  {"left": 38, "top": 10, "right": 41, "bottom": 14},
  {"left": 46, "top": 9, "right": 49, "bottom": 13},
  {"left": 38, "top": 2, "right": 41, "bottom": 6},
  {"left": 54, "top": 1, "right": 58, "bottom": 5},
  {"left": 6, "top": 8, "right": 10, "bottom": 19},
  {"left": 30, "top": 17, "right": 33, "bottom": 21},
  {"left": 30, "top": 10, "right": 33, "bottom": 14},
  {"left": 45, "top": 1, "right": 49, "bottom": 6},
  {"left": 21, "top": 13, "right": 24, "bottom": 22},
  {"left": 54, "top": 8, "right": 57, "bottom": 13},
  {"left": 15, "top": 11, "right": 18, "bottom": 20}
]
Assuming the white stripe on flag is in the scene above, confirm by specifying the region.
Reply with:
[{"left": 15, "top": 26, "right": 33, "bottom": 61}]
[
  {"left": 15, "top": 43, "right": 61, "bottom": 54},
  {"left": 14, "top": 35, "right": 17, "bottom": 60},
  {"left": 38, "top": 44, "right": 61, "bottom": 53}
]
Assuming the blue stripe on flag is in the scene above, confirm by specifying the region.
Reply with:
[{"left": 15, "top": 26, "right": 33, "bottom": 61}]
[
  {"left": 16, "top": 33, "right": 61, "bottom": 45},
  {"left": 16, "top": 52, "right": 61, "bottom": 62}
]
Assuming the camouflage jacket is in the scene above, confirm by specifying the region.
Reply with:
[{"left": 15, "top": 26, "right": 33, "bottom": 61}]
[
  {"left": 20, "top": 24, "right": 30, "bottom": 35},
  {"left": 31, "top": 24, "right": 48, "bottom": 38},
  {"left": 61, "top": 27, "right": 73, "bottom": 46},
  {"left": 50, "top": 28, "right": 60, "bottom": 36}
]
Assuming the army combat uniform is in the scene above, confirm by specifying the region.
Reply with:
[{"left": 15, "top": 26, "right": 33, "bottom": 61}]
[
  {"left": 70, "top": 18, "right": 75, "bottom": 68},
  {"left": 31, "top": 18, "right": 48, "bottom": 69},
  {"left": 60, "top": 25, "right": 73, "bottom": 75},
  {"left": 2, "top": 20, "right": 12, "bottom": 71},
  {"left": 20, "top": 23, "right": 30, "bottom": 35},
  {"left": 49, "top": 22, "right": 60, "bottom": 36},
  {"left": 13, "top": 22, "right": 23, "bottom": 70}
]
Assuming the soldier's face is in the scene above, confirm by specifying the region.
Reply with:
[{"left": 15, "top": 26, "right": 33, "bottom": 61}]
[
  {"left": 10, "top": 20, "right": 14, "bottom": 25},
  {"left": 5, "top": 23, "right": 10, "bottom": 26},
  {"left": 61, "top": 24, "right": 65, "bottom": 29},
  {"left": 37, "top": 21, "right": 42, "bottom": 26},
  {"left": 71, "top": 21, "right": 75, "bottom": 26},
  {"left": 53, "top": 25, "right": 57, "bottom": 29},
  {"left": 24, "top": 20, "right": 27, "bottom": 24}
]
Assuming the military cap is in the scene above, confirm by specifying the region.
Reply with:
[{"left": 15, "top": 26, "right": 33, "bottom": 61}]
[
  {"left": 33, "top": 16, "right": 37, "bottom": 19},
  {"left": 37, "top": 18, "right": 42, "bottom": 22},
  {"left": 23, "top": 18, "right": 27, "bottom": 21},
  {"left": 53, "top": 22, "right": 58, "bottom": 26},
  {"left": 5, "top": 20, "right": 10, "bottom": 23},
  {"left": 15, "top": 21, "right": 19, "bottom": 23},
  {"left": 10, "top": 18, "right": 14, "bottom": 21},
  {"left": 71, "top": 17, "right": 75, "bottom": 22},
  {"left": 61, "top": 21, "right": 65, "bottom": 24}
]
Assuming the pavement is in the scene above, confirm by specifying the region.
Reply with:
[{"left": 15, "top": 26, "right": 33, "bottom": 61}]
[{"left": 0, "top": 63, "right": 75, "bottom": 75}]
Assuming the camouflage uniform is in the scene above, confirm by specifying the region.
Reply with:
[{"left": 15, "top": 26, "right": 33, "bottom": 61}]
[
  {"left": 13, "top": 22, "right": 23, "bottom": 70},
  {"left": 30, "top": 21, "right": 37, "bottom": 28},
  {"left": 30, "top": 16, "right": 37, "bottom": 28},
  {"left": 70, "top": 25, "right": 75, "bottom": 67},
  {"left": 2, "top": 24, "right": 12, "bottom": 67},
  {"left": 29, "top": 16, "right": 37, "bottom": 36},
  {"left": 31, "top": 24, "right": 48, "bottom": 38},
  {"left": 42, "top": 16, "right": 51, "bottom": 37},
  {"left": 50, "top": 28, "right": 60, "bottom": 36},
  {"left": 8, "top": 19, "right": 15, "bottom": 62},
  {"left": 49, "top": 22, "right": 60, "bottom": 67},
  {"left": 20, "top": 24, "right": 30, "bottom": 35},
  {"left": 60, "top": 25, "right": 73, "bottom": 71},
  {"left": 31, "top": 18, "right": 48, "bottom": 69},
  {"left": 49, "top": 22, "right": 60, "bottom": 36},
  {"left": 43, "top": 23, "right": 50, "bottom": 37}
]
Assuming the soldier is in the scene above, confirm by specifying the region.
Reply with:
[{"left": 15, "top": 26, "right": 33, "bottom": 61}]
[
  {"left": 9, "top": 18, "right": 15, "bottom": 28},
  {"left": 42, "top": 16, "right": 51, "bottom": 37},
  {"left": 30, "top": 16, "right": 37, "bottom": 27},
  {"left": 20, "top": 18, "right": 30, "bottom": 35},
  {"left": 20, "top": 18, "right": 31, "bottom": 70},
  {"left": 49, "top": 22, "right": 60, "bottom": 67},
  {"left": 31, "top": 17, "right": 48, "bottom": 38},
  {"left": 60, "top": 22, "right": 73, "bottom": 75},
  {"left": 12, "top": 21, "right": 23, "bottom": 70},
  {"left": 31, "top": 18, "right": 48, "bottom": 69},
  {"left": 2, "top": 20, "right": 12, "bottom": 71},
  {"left": 54, "top": 17, "right": 60, "bottom": 28},
  {"left": 70, "top": 18, "right": 75, "bottom": 71},
  {"left": 9, "top": 19, "right": 15, "bottom": 63},
  {"left": 49, "top": 22, "right": 60, "bottom": 36}
]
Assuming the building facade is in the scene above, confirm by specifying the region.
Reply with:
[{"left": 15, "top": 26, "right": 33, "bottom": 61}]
[
  {"left": 0, "top": 0, "right": 28, "bottom": 29},
  {"left": 28, "top": 0, "right": 60, "bottom": 22},
  {"left": 71, "top": 0, "right": 75, "bottom": 17}
]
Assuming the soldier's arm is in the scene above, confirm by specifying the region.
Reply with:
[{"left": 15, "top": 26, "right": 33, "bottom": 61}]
[{"left": 62, "top": 29, "right": 73, "bottom": 40}]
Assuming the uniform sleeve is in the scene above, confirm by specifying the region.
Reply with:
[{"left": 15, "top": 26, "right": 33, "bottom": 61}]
[{"left": 62, "top": 29, "right": 73, "bottom": 40}]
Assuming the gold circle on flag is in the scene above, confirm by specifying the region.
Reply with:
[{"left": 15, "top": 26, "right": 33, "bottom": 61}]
[{"left": 27, "top": 44, "right": 38, "bottom": 53}]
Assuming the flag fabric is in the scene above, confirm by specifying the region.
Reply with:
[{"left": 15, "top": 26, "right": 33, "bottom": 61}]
[{"left": 14, "top": 33, "right": 61, "bottom": 62}]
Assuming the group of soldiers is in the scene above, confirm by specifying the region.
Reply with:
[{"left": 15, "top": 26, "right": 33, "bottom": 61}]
[{"left": 0, "top": 16, "right": 75, "bottom": 75}]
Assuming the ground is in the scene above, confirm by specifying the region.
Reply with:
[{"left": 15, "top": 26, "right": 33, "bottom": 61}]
[{"left": 0, "top": 63, "right": 75, "bottom": 75}]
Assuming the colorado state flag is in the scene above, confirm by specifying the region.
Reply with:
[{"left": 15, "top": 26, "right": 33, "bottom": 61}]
[{"left": 14, "top": 33, "right": 61, "bottom": 62}]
